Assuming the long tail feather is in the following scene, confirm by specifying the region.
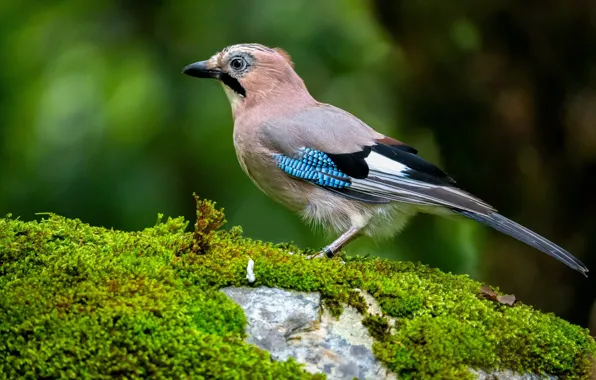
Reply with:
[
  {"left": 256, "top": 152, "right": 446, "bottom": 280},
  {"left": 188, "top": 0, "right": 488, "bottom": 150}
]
[
  {"left": 455, "top": 210, "right": 589, "bottom": 276},
  {"left": 352, "top": 175, "right": 495, "bottom": 214}
]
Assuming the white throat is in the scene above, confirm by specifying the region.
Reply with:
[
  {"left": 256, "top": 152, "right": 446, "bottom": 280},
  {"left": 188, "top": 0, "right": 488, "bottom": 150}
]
[{"left": 222, "top": 84, "right": 244, "bottom": 114}]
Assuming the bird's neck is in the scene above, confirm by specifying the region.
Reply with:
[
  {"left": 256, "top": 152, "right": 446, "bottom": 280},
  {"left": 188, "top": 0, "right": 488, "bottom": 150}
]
[{"left": 231, "top": 81, "right": 317, "bottom": 121}]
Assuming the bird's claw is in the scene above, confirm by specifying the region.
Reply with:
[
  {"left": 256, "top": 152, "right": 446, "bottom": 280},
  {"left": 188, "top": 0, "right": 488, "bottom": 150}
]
[
  {"left": 306, "top": 247, "right": 334, "bottom": 260},
  {"left": 307, "top": 251, "right": 326, "bottom": 260}
]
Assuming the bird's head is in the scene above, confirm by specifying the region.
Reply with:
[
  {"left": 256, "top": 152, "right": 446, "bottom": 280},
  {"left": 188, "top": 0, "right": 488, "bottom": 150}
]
[{"left": 183, "top": 43, "right": 308, "bottom": 114}]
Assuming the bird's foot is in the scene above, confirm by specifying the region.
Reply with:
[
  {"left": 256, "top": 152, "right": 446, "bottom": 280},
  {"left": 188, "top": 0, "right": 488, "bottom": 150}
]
[{"left": 307, "top": 246, "right": 334, "bottom": 260}]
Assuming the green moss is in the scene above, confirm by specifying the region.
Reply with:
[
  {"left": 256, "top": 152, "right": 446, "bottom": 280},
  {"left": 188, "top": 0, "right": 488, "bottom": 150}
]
[
  {"left": 362, "top": 314, "right": 391, "bottom": 342},
  {"left": 191, "top": 194, "right": 226, "bottom": 254},
  {"left": 1, "top": 198, "right": 595, "bottom": 379},
  {"left": 0, "top": 209, "right": 320, "bottom": 379},
  {"left": 323, "top": 298, "right": 344, "bottom": 318},
  {"left": 347, "top": 290, "right": 368, "bottom": 315}
]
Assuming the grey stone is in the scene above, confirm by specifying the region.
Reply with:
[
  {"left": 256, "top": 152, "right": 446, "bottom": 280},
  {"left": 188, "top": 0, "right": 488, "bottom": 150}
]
[{"left": 221, "top": 286, "right": 395, "bottom": 380}]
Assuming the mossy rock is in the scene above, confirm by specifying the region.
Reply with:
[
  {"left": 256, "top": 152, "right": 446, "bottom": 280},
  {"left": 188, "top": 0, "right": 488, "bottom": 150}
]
[{"left": 1, "top": 197, "right": 594, "bottom": 379}]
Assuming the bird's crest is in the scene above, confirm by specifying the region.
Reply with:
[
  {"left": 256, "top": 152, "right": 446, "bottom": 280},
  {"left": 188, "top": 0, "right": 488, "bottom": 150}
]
[{"left": 273, "top": 48, "right": 294, "bottom": 68}]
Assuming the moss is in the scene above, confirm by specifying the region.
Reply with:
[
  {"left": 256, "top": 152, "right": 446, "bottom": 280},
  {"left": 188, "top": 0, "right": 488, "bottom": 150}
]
[
  {"left": 362, "top": 315, "right": 391, "bottom": 342},
  {"left": 1, "top": 198, "right": 595, "bottom": 379},
  {"left": 347, "top": 290, "right": 368, "bottom": 315},
  {"left": 0, "top": 210, "right": 320, "bottom": 379},
  {"left": 191, "top": 194, "right": 226, "bottom": 254},
  {"left": 323, "top": 298, "right": 344, "bottom": 318}
]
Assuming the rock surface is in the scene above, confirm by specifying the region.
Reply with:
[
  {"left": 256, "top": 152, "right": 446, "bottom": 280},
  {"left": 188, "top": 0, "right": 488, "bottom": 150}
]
[
  {"left": 221, "top": 286, "right": 395, "bottom": 380},
  {"left": 222, "top": 286, "right": 557, "bottom": 380}
]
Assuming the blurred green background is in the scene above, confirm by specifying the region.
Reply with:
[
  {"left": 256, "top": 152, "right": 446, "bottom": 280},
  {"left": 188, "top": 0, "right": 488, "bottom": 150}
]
[{"left": 1, "top": 0, "right": 594, "bottom": 332}]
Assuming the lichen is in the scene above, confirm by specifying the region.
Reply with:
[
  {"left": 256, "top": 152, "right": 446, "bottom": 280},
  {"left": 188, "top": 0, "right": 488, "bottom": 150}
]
[{"left": 1, "top": 198, "right": 595, "bottom": 379}]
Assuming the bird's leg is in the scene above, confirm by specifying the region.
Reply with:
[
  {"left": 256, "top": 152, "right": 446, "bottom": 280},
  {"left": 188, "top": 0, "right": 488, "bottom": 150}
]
[{"left": 309, "top": 226, "right": 362, "bottom": 259}]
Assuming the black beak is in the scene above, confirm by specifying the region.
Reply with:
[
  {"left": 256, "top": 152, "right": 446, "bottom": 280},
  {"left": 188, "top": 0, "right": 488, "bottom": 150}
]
[
  {"left": 182, "top": 61, "right": 221, "bottom": 79},
  {"left": 183, "top": 59, "right": 247, "bottom": 97}
]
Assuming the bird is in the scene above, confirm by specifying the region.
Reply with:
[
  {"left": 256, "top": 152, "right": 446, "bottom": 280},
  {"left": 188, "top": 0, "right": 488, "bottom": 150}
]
[{"left": 182, "top": 43, "right": 588, "bottom": 276}]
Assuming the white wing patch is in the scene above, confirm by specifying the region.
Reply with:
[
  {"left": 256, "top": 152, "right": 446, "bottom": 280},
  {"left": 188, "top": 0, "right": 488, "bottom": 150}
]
[{"left": 365, "top": 151, "right": 408, "bottom": 177}]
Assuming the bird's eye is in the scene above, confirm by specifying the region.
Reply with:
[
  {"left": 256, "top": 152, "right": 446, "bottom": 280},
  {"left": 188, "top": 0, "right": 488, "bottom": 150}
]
[{"left": 230, "top": 58, "right": 246, "bottom": 71}]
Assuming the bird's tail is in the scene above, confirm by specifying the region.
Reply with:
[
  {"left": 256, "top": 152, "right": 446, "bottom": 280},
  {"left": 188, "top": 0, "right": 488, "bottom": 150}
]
[{"left": 454, "top": 210, "right": 589, "bottom": 277}]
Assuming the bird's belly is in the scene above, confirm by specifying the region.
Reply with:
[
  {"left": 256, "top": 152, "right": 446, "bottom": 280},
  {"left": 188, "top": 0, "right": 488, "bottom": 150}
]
[{"left": 301, "top": 187, "right": 419, "bottom": 237}]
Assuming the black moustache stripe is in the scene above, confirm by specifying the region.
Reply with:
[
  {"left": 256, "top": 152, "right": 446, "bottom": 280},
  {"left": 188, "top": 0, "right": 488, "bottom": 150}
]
[{"left": 220, "top": 73, "right": 246, "bottom": 97}]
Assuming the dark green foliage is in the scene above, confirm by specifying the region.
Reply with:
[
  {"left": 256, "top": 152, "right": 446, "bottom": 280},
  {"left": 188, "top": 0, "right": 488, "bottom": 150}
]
[
  {"left": 1, "top": 199, "right": 595, "bottom": 379},
  {"left": 362, "top": 314, "right": 391, "bottom": 342},
  {"left": 191, "top": 194, "right": 226, "bottom": 254}
]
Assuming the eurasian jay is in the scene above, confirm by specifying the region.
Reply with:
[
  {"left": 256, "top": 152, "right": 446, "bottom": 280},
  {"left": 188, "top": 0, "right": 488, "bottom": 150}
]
[{"left": 183, "top": 43, "right": 588, "bottom": 276}]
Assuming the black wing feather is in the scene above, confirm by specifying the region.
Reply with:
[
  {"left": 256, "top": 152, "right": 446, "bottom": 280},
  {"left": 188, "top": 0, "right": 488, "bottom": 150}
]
[
  {"left": 388, "top": 144, "right": 418, "bottom": 154},
  {"left": 325, "top": 146, "right": 371, "bottom": 179},
  {"left": 371, "top": 144, "right": 457, "bottom": 186}
]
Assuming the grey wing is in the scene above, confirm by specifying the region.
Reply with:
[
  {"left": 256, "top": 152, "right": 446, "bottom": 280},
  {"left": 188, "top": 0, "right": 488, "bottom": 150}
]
[
  {"left": 260, "top": 103, "right": 382, "bottom": 154},
  {"left": 260, "top": 103, "right": 494, "bottom": 214}
]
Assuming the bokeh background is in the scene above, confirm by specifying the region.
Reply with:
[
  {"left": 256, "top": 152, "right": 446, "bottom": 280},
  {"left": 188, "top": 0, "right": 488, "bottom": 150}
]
[{"left": 1, "top": 1, "right": 595, "bottom": 332}]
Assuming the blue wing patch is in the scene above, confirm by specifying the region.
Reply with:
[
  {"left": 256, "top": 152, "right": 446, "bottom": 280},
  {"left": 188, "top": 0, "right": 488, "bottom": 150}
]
[{"left": 273, "top": 148, "right": 351, "bottom": 189}]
